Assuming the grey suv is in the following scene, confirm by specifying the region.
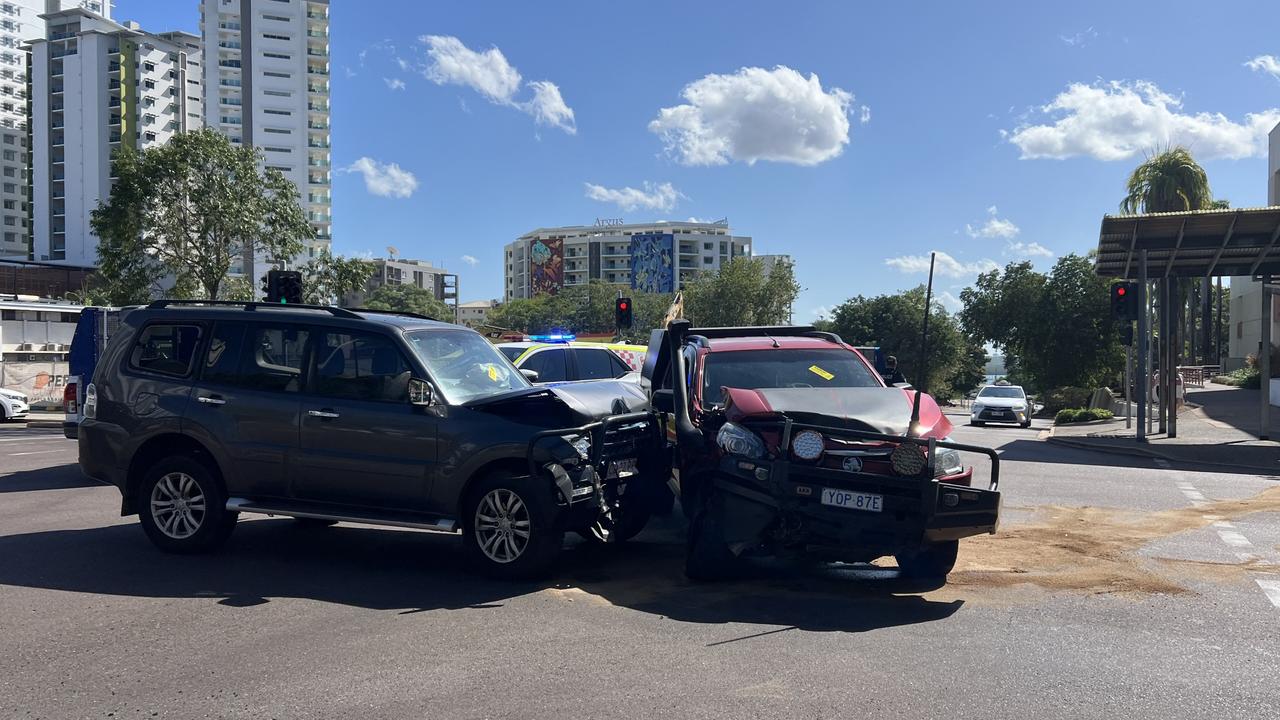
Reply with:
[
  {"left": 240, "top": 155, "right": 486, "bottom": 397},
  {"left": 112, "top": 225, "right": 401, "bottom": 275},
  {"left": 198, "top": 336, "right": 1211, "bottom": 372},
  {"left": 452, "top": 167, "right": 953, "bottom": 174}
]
[{"left": 77, "top": 301, "right": 665, "bottom": 579}]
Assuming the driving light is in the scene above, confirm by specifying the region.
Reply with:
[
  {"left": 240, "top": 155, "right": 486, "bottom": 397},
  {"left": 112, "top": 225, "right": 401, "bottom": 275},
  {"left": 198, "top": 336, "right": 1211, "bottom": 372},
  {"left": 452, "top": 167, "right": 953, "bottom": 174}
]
[
  {"left": 717, "top": 422, "right": 765, "bottom": 460},
  {"left": 791, "top": 430, "right": 825, "bottom": 461},
  {"left": 562, "top": 434, "right": 592, "bottom": 460},
  {"left": 890, "top": 442, "right": 927, "bottom": 476}
]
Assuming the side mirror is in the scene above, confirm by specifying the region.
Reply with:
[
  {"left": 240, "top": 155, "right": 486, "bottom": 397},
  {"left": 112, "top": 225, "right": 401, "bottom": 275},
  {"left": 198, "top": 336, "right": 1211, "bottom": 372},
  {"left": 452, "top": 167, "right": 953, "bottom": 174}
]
[
  {"left": 408, "top": 378, "right": 434, "bottom": 406},
  {"left": 652, "top": 388, "right": 674, "bottom": 413},
  {"left": 520, "top": 368, "right": 540, "bottom": 382}
]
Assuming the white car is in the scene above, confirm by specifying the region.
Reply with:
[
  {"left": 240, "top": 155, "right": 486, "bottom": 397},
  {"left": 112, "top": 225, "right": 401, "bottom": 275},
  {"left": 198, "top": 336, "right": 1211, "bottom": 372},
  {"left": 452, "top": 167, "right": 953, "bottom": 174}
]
[
  {"left": 0, "top": 387, "right": 30, "bottom": 422},
  {"left": 970, "top": 384, "right": 1031, "bottom": 428}
]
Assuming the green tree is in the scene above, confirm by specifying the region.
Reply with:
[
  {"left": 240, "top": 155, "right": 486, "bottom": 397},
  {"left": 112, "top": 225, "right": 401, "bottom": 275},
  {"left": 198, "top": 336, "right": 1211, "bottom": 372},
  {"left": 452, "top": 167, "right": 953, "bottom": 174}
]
[
  {"left": 364, "top": 283, "right": 453, "bottom": 321},
  {"left": 300, "top": 248, "right": 375, "bottom": 306},
  {"left": 683, "top": 257, "right": 800, "bottom": 326},
  {"left": 90, "top": 129, "right": 313, "bottom": 300},
  {"left": 1120, "top": 147, "right": 1214, "bottom": 214},
  {"left": 827, "top": 286, "right": 983, "bottom": 400}
]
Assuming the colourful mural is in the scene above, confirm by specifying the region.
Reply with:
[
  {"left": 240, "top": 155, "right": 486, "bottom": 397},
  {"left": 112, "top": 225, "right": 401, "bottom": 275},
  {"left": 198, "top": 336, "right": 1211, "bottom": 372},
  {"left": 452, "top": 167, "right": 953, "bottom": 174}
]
[
  {"left": 529, "top": 237, "right": 564, "bottom": 295},
  {"left": 629, "top": 233, "right": 674, "bottom": 293}
]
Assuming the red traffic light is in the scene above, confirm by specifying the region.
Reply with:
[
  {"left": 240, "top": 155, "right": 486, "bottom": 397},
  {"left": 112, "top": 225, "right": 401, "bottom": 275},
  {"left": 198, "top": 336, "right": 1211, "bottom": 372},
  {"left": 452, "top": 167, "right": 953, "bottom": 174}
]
[
  {"left": 618, "top": 301, "right": 628, "bottom": 310},
  {"left": 1116, "top": 286, "right": 1126, "bottom": 297}
]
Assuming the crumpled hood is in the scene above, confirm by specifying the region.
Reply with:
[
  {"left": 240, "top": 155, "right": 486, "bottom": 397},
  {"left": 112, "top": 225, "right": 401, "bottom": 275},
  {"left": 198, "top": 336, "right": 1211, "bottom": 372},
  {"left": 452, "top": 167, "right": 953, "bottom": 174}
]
[
  {"left": 549, "top": 379, "right": 649, "bottom": 420},
  {"left": 723, "top": 386, "right": 952, "bottom": 439}
]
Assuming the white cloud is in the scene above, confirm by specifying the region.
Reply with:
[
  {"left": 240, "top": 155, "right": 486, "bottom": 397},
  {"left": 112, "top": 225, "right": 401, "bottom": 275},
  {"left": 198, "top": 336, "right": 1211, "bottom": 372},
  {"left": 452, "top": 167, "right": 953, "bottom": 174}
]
[
  {"left": 649, "top": 65, "right": 854, "bottom": 166},
  {"left": 1060, "top": 27, "right": 1097, "bottom": 47},
  {"left": 397, "top": 56, "right": 411, "bottom": 72},
  {"left": 936, "top": 291, "right": 962, "bottom": 313},
  {"left": 584, "top": 181, "right": 682, "bottom": 212},
  {"left": 384, "top": 77, "right": 405, "bottom": 91},
  {"left": 859, "top": 105, "right": 871, "bottom": 124},
  {"left": 885, "top": 251, "right": 998, "bottom": 278},
  {"left": 965, "top": 206, "right": 1020, "bottom": 239},
  {"left": 460, "top": 255, "right": 478, "bottom": 266},
  {"left": 1008, "top": 80, "right": 1280, "bottom": 161},
  {"left": 1005, "top": 241, "right": 1054, "bottom": 258},
  {"left": 524, "top": 80, "right": 576, "bottom": 134},
  {"left": 420, "top": 35, "right": 576, "bottom": 134},
  {"left": 342, "top": 157, "right": 419, "bottom": 199},
  {"left": 1246, "top": 55, "right": 1280, "bottom": 81}
]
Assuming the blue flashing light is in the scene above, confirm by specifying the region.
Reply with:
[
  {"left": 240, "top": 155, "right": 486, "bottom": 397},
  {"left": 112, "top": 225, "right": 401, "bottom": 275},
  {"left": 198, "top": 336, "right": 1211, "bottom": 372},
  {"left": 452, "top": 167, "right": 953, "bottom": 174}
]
[{"left": 529, "top": 333, "right": 575, "bottom": 343}]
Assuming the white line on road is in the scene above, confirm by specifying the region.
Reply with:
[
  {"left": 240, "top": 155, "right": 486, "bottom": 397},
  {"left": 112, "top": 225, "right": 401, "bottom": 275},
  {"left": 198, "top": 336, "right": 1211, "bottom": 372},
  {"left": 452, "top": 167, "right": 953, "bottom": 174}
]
[
  {"left": 1217, "top": 530, "right": 1253, "bottom": 548},
  {"left": 8, "top": 449, "right": 67, "bottom": 456},
  {"left": 0, "top": 435, "right": 67, "bottom": 443},
  {"left": 1254, "top": 577, "right": 1280, "bottom": 609}
]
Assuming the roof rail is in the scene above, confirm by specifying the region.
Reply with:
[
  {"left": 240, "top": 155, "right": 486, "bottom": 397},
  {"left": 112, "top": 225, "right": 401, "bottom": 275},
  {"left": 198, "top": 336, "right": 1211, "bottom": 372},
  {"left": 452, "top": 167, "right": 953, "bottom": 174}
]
[
  {"left": 345, "top": 307, "right": 440, "bottom": 322},
  {"left": 802, "top": 330, "right": 844, "bottom": 344},
  {"left": 145, "top": 299, "right": 361, "bottom": 319}
]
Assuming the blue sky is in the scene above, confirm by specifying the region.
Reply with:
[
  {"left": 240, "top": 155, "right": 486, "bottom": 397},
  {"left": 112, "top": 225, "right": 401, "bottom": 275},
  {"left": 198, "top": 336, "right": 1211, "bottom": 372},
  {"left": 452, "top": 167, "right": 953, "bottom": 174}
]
[{"left": 122, "top": 0, "right": 1280, "bottom": 318}]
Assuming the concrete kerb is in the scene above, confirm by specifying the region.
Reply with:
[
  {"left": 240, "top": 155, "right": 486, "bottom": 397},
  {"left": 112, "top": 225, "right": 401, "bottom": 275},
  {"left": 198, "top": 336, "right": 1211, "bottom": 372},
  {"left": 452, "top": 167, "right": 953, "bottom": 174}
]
[{"left": 1044, "top": 426, "right": 1279, "bottom": 475}]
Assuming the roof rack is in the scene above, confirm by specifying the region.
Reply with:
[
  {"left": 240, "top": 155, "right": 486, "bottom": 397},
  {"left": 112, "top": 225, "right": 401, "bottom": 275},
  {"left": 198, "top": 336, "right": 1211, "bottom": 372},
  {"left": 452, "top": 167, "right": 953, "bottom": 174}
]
[
  {"left": 145, "top": 299, "right": 361, "bottom": 319},
  {"left": 345, "top": 307, "right": 439, "bottom": 322},
  {"left": 685, "top": 325, "right": 843, "bottom": 347}
]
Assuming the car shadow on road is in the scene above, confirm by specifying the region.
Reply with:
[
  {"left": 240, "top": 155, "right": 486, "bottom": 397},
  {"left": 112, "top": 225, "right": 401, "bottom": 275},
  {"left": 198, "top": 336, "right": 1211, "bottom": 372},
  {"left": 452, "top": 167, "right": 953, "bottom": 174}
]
[
  {"left": 0, "top": 463, "right": 104, "bottom": 493},
  {"left": 0, "top": 514, "right": 961, "bottom": 634}
]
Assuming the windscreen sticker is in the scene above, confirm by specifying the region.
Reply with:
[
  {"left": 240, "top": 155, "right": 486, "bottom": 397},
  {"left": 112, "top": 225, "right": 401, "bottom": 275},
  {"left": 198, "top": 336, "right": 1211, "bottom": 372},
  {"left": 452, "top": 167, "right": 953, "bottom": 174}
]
[
  {"left": 487, "top": 364, "right": 500, "bottom": 382},
  {"left": 808, "top": 365, "right": 835, "bottom": 381}
]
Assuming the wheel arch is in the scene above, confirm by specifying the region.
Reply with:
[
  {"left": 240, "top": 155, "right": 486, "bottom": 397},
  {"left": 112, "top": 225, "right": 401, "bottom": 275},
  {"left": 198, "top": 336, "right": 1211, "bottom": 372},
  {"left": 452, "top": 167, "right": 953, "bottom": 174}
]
[
  {"left": 454, "top": 456, "right": 533, "bottom": 520},
  {"left": 122, "top": 434, "right": 226, "bottom": 516}
]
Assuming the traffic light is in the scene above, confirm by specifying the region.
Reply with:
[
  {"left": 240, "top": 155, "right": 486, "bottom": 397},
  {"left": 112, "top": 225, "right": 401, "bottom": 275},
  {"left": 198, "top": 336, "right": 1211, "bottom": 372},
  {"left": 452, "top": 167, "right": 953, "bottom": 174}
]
[
  {"left": 1111, "top": 281, "right": 1138, "bottom": 321},
  {"left": 615, "top": 297, "right": 633, "bottom": 329},
  {"left": 265, "top": 270, "right": 304, "bottom": 304},
  {"left": 1119, "top": 323, "right": 1134, "bottom": 346}
]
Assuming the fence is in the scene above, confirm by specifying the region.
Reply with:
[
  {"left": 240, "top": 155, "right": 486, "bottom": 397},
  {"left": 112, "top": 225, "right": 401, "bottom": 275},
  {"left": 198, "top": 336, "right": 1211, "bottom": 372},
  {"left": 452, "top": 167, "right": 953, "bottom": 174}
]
[{"left": 1, "top": 360, "right": 70, "bottom": 407}]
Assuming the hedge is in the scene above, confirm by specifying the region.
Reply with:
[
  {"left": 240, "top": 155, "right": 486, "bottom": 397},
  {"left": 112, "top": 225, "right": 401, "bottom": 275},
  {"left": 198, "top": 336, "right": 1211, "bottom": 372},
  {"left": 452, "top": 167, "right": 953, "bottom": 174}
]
[{"left": 1054, "top": 407, "right": 1115, "bottom": 425}]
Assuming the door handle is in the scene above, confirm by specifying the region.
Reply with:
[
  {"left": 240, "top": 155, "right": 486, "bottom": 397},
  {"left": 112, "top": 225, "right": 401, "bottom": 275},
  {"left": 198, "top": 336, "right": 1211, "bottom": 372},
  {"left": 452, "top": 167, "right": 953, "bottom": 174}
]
[
  {"left": 308, "top": 409, "right": 340, "bottom": 419},
  {"left": 197, "top": 396, "right": 226, "bottom": 406}
]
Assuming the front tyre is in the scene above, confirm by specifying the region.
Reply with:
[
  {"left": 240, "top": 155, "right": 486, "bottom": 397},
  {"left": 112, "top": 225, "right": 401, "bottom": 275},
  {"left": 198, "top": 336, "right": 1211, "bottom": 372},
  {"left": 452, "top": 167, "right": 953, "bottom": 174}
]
[
  {"left": 896, "top": 540, "right": 959, "bottom": 580},
  {"left": 137, "top": 455, "right": 236, "bottom": 554},
  {"left": 685, "top": 491, "right": 737, "bottom": 581},
  {"left": 462, "top": 472, "right": 562, "bottom": 580}
]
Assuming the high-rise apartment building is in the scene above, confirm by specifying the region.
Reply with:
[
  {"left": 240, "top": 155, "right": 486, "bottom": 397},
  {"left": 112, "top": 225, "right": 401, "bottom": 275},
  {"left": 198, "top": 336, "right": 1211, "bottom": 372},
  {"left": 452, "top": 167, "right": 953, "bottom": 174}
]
[
  {"left": 28, "top": 9, "right": 201, "bottom": 265},
  {"left": 200, "top": 0, "right": 330, "bottom": 281},
  {"left": 0, "top": 0, "right": 111, "bottom": 259}
]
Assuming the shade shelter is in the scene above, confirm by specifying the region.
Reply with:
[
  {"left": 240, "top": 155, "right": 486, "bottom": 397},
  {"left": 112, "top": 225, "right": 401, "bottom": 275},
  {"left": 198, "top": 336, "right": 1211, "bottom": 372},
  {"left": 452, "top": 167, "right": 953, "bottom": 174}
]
[{"left": 1095, "top": 207, "right": 1280, "bottom": 440}]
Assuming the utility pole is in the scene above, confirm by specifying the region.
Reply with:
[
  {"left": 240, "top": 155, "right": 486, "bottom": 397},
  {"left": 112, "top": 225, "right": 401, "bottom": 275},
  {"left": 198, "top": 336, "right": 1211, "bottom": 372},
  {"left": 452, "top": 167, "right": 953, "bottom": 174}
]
[
  {"left": 1262, "top": 280, "right": 1275, "bottom": 441},
  {"left": 1137, "top": 251, "right": 1148, "bottom": 442}
]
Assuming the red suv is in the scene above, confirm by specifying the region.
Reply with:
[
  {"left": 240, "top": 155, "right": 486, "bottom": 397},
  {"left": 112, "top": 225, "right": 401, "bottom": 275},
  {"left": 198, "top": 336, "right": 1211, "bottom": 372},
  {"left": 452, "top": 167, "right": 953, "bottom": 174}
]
[{"left": 643, "top": 321, "right": 1001, "bottom": 582}]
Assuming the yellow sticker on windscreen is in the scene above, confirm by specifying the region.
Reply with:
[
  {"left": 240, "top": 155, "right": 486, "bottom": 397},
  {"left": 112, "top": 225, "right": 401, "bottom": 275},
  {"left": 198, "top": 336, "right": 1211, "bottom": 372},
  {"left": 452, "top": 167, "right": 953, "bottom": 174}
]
[
  {"left": 487, "top": 364, "right": 499, "bottom": 381},
  {"left": 809, "top": 365, "right": 835, "bottom": 381}
]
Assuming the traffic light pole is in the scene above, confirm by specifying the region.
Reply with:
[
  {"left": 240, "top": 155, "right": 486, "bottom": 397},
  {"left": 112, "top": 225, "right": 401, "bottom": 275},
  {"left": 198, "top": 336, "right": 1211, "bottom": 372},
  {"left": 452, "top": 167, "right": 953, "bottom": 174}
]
[{"left": 1136, "top": 251, "right": 1148, "bottom": 443}]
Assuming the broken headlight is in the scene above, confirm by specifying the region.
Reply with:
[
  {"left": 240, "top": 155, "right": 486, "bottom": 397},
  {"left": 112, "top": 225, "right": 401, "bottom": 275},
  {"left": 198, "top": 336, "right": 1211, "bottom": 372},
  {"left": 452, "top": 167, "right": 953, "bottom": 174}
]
[
  {"left": 561, "top": 434, "right": 592, "bottom": 461},
  {"left": 716, "top": 422, "right": 765, "bottom": 460},
  {"left": 933, "top": 448, "right": 964, "bottom": 477}
]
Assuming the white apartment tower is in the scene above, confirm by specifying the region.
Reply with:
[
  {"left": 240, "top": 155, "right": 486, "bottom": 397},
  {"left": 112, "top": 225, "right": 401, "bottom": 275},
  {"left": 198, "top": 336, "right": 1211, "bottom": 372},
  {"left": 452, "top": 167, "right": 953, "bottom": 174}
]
[
  {"left": 200, "top": 0, "right": 331, "bottom": 280},
  {"left": 28, "top": 8, "right": 201, "bottom": 265},
  {"left": 0, "top": 0, "right": 111, "bottom": 259}
]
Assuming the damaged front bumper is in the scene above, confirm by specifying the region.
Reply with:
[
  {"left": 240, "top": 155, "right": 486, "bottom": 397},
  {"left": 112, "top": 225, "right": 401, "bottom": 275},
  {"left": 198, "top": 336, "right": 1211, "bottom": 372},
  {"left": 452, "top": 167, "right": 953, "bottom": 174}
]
[{"left": 709, "top": 421, "right": 1001, "bottom": 560}]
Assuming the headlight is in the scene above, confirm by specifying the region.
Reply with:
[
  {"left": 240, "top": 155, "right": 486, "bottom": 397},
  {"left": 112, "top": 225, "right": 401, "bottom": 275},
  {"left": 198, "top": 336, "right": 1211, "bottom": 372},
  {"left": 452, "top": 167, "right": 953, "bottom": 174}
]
[
  {"left": 934, "top": 448, "right": 964, "bottom": 477},
  {"left": 1012, "top": 404, "right": 1027, "bottom": 412},
  {"left": 561, "top": 434, "right": 592, "bottom": 461},
  {"left": 890, "top": 442, "right": 927, "bottom": 476},
  {"left": 717, "top": 422, "right": 765, "bottom": 459},
  {"left": 970, "top": 404, "right": 983, "bottom": 413},
  {"left": 791, "top": 430, "right": 824, "bottom": 461}
]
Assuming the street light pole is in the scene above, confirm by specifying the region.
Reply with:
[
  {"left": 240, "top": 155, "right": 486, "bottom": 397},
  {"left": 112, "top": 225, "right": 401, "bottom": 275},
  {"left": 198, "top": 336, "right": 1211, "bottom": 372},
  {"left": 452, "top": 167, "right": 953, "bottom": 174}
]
[{"left": 1137, "top": 251, "right": 1148, "bottom": 442}]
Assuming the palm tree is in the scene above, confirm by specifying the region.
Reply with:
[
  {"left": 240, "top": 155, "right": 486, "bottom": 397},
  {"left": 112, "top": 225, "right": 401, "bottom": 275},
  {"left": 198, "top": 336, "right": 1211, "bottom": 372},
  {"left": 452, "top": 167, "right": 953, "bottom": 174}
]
[{"left": 1120, "top": 146, "right": 1214, "bottom": 214}]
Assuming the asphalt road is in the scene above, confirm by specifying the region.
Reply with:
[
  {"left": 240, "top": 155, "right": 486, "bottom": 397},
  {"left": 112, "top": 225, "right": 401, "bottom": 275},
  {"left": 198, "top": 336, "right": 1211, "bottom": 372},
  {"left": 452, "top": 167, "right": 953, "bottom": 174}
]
[{"left": 2, "top": 417, "right": 1279, "bottom": 719}]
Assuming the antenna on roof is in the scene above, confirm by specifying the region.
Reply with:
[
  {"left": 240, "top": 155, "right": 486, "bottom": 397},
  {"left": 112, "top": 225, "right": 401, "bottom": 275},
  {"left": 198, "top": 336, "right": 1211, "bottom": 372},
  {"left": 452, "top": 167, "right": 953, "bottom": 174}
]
[
  {"left": 908, "top": 252, "right": 936, "bottom": 435},
  {"left": 386, "top": 246, "right": 398, "bottom": 259}
]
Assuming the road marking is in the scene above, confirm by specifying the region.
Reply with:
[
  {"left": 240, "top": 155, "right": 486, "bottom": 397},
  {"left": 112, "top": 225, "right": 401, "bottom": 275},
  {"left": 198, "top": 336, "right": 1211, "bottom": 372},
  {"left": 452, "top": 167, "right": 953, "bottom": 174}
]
[
  {"left": 1176, "top": 482, "right": 1196, "bottom": 490},
  {"left": 1181, "top": 489, "right": 1207, "bottom": 502},
  {"left": 1217, "top": 530, "right": 1253, "bottom": 548},
  {"left": 8, "top": 449, "right": 67, "bottom": 456},
  {"left": 1254, "top": 577, "right": 1280, "bottom": 609},
  {"left": 1211, "top": 520, "right": 1234, "bottom": 529},
  {"left": 0, "top": 435, "right": 66, "bottom": 443}
]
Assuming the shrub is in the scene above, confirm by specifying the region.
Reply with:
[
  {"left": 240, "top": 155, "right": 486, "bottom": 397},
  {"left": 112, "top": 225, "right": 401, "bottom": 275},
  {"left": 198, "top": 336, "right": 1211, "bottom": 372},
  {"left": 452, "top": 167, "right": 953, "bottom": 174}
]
[
  {"left": 1245, "top": 345, "right": 1280, "bottom": 378},
  {"left": 1054, "top": 407, "right": 1115, "bottom": 425},
  {"left": 1213, "top": 367, "right": 1261, "bottom": 388},
  {"left": 1041, "top": 386, "right": 1092, "bottom": 414}
]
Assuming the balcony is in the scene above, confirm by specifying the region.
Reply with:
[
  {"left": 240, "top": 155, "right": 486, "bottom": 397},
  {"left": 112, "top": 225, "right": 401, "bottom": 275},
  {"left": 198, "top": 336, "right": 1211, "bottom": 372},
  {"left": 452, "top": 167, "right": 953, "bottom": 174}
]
[
  {"left": 307, "top": 159, "right": 329, "bottom": 167},
  {"left": 307, "top": 103, "right": 329, "bottom": 112},
  {"left": 307, "top": 30, "right": 326, "bottom": 38},
  {"left": 307, "top": 175, "right": 329, "bottom": 185},
  {"left": 307, "top": 121, "right": 328, "bottom": 130},
  {"left": 307, "top": 140, "right": 329, "bottom": 149},
  {"left": 307, "top": 48, "right": 327, "bottom": 58},
  {"left": 306, "top": 67, "right": 328, "bottom": 76}
]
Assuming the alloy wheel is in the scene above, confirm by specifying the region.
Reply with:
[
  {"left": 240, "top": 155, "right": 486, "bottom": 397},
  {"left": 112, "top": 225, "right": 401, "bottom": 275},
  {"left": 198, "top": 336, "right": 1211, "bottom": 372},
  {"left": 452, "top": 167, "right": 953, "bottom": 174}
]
[
  {"left": 150, "top": 472, "right": 207, "bottom": 540},
  {"left": 474, "top": 488, "right": 531, "bottom": 564}
]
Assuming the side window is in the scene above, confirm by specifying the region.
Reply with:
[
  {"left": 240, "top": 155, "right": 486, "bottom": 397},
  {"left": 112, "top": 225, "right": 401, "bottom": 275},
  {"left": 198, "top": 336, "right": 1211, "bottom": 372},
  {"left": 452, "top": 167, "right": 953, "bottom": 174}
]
[
  {"left": 312, "top": 331, "right": 412, "bottom": 403},
  {"left": 129, "top": 323, "right": 202, "bottom": 377},
  {"left": 201, "top": 321, "right": 247, "bottom": 386},
  {"left": 522, "top": 348, "right": 568, "bottom": 383},
  {"left": 574, "top": 348, "right": 621, "bottom": 380},
  {"left": 241, "top": 324, "right": 310, "bottom": 392}
]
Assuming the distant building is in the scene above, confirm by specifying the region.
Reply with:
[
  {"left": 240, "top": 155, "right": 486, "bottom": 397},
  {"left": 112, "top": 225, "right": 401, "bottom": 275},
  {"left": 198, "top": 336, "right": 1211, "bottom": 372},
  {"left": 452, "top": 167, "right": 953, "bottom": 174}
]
[
  {"left": 343, "top": 257, "right": 458, "bottom": 315},
  {"left": 1, "top": 295, "right": 80, "bottom": 361},
  {"left": 457, "top": 298, "right": 497, "bottom": 327},
  {"left": 1227, "top": 123, "right": 1280, "bottom": 370},
  {"left": 29, "top": 9, "right": 202, "bottom": 266},
  {"left": 755, "top": 253, "right": 793, "bottom": 276},
  {"left": 504, "top": 220, "right": 753, "bottom": 301}
]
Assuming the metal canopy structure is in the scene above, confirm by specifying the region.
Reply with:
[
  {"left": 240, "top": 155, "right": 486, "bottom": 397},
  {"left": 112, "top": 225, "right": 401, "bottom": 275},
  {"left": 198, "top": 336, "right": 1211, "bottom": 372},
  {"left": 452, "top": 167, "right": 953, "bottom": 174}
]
[
  {"left": 1094, "top": 207, "right": 1278, "bottom": 444},
  {"left": 1096, "top": 207, "right": 1280, "bottom": 279}
]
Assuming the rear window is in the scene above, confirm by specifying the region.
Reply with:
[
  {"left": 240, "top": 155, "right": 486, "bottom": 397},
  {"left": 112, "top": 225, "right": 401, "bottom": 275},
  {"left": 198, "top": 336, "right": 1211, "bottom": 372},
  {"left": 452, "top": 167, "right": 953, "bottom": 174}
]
[
  {"left": 129, "top": 324, "right": 202, "bottom": 378},
  {"left": 701, "top": 348, "right": 881, "bottom": 405}
]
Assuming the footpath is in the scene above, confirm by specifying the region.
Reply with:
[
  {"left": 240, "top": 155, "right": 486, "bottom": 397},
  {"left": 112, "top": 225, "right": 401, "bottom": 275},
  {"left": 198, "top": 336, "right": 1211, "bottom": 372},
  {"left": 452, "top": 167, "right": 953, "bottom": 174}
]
[{"left": 1047, "top": 383, "right": 1280, "bottom": 475}]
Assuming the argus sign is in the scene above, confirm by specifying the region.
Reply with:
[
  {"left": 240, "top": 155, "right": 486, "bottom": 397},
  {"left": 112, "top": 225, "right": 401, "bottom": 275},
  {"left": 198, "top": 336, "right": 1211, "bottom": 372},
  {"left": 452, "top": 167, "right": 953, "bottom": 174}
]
[{"left": 594, "top": 218, "right": 624, "bottom": 227}]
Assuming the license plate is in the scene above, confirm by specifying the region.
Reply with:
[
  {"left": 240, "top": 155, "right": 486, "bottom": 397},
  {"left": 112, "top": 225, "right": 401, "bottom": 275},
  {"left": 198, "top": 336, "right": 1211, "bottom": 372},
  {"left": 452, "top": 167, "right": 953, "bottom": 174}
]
[
  {"left": 820, "top": 488, "right": 883, "bottom": 513},
  {"left": 991, "top": 410, "right": 1007, "bottom": 416},
  {"left": 607, "top": 458, "right": 638, "bottom": 479}
]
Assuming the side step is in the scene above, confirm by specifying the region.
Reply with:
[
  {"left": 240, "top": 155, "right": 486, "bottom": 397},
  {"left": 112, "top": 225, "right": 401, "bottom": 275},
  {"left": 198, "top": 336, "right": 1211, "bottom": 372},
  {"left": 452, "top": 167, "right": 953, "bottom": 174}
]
[{"left": 225, "top": 497, "right": 458, "bottom": 534}]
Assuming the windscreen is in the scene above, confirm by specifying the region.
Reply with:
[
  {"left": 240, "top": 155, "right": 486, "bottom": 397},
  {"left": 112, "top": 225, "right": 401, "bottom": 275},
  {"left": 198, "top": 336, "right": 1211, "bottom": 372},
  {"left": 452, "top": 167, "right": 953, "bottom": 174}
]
[
  {"left": 406, "top": 330, "right": 530, "bottom": 404},
  {"left": 702, "top": 348, "right": 882, "bottom": 405},
  {"left": 978, "top": 386, "right": 1025, "bottom": 399}
]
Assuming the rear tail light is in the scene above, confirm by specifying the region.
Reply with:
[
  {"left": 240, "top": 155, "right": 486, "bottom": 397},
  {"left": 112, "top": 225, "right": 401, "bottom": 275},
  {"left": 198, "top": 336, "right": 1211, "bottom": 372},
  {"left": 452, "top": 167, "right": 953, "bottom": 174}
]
[
  {"left": 84, "top": 383, "right": 97, "bottom": 420},
  {"left": 64, "top": 382, "right": 77, "bottom": 414}
]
